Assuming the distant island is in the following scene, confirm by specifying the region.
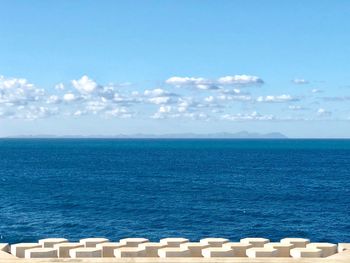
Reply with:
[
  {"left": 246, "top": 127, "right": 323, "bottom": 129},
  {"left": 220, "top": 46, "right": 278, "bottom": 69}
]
[{"left": 4, "top": 131, "right": 287, "bottom": 139}]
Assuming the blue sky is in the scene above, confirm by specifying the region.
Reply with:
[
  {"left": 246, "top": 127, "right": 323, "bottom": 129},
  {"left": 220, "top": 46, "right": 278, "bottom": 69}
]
[{"left": 1, "top": 0, "right": 350, "bottom": 137}]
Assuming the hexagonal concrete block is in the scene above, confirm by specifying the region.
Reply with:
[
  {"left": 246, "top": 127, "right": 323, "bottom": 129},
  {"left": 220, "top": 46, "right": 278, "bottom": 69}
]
[
  {"left": 139, "top": 242, "right": 167, "bottom": 257},
  {"left": 10, "top": 243, "right": 41, "bottom": 258},
  {"left": 240, "top": 238, "right": 270, "bottom": 247},
  {"left": 202, "top": 247, "right": 235, "bottom": 258},
  {"left": 69, "top": 247, "right": 102, "bottom": 258},
  {"left": 160, "top": 238, "right": 189, "bottom": 247},
  {"left": 281, "top": 238, "right": 310, "bottom": 248},
  {"left": 290, "top": 247, "right": 322, "bottom": 258},
  {"left": 38, "top": 238, "right": 68, "bottom": 248},
  {"left": 264, "top": 242, "right": 294, "bottom": 257},
  {"left": 222, "top": 242, "right": 253, "bottom": 257},
  {"left": 158, "top": 247, "right": 191, "bottom": 257},
  {"left": 114, "top": 247, "right": 146, "bottom": 257},
  {"left": 180, "top": 242, "right": 210, "bottom": 257},
  {"left": 54, "top": 242, "right": 84, "bottom": 258},
  {"left": 120, "top": 238, "right": 149, "bottom": 247},
  {"left": 307, "top": 243, "right": 337, "bottom": 257},
  {"left": 246, "top": 247, "right": 278, "bottom": 258},
  {"left": 96, "top": 242, "right": 126, "bottom": 257},
  {"left": 24, "top": 248, "right": 58, "bottom": 258},
  {"left": 200, "top": 238, "right": 229, "bottom": 247},
  {"left": 80, "top": 237, "right": 109, "bottom": 247},
  {"left": 0, "top": 243, "right": 9, "bottom": 252}
]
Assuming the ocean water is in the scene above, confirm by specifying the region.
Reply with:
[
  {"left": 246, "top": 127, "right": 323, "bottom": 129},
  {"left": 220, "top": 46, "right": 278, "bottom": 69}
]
[{"left": 0, "top": 139, "right": 349, "bottom": 244}]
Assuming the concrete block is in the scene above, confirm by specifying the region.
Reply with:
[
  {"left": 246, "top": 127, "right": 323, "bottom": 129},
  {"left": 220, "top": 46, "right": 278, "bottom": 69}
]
[
  {"left": 54, "top": 242, "right": 84, "bottom": 258},
  {"left": 202, "top": 247, "right": 235, "bottom": 258},
  {"left": 10, "top": 243, "right": 41, "bottom": 258},
  {"left": 38, "top": 238, "right": 68, "bottom": 248},
  {"left": 69, "top": 247, "right": 102, "bottom": 258},
  {"left": 0, "top": 243, "right": 9, "bottom": 252},
  {"left": 290, "top": 247, "right": 322, "bottom": 258},
  {"left": 338, "top": 243, "right": 350, "bottom": 252},
  {"left": 160, "top": 238, "right": 189, "bottom": 247},
  {"left": 240, "top": 238, "right": 270, "bottom": 247},
  {"left": 114, "top": 247, "right": 146, "bottom": 257},
  {"left": 246, "top": 247, "right": 278, "bottom": 258},
  {"left": 96, "top": 242, "right": 125, "bottom": 257},
  {"left": 264, "top": 242, "right": 294, "bottom": 257},
  {"left": 80, "top": 237, "right": 109, "bottom": 247},
  {"left": 158, "top": 247, "right": 191, "bottom": 257},
  {"left": 120, "top": 238, "right": 149, "bottom": 247},
  {"left": 280, "top": 238, "right": 310, "bottom": 248},
  {"left": 139, "top": 242, "right": 167, "bottom": 257},
  {"left": 200, "top": 238, "right": 229, "bottom": 247},
  {"left": 222, "top": 242, "right": 253, "bottom": 257},
  {"left": 180, "top": 242, "right": 210, "bottom": 257},
  {"left": 24, "top": 248, "right": 58, "bottom": 258},
  {"left": 307, "top": 243, "right": 337, "bottom": 257}
]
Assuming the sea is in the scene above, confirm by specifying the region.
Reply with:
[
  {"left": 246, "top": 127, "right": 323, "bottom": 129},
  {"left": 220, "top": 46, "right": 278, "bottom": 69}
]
[{"left": 0, "top": 139, "right": 349, "bottom": 244}]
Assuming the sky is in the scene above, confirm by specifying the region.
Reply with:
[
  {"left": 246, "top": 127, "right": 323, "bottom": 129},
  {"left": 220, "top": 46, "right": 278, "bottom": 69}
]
[{"left": 0, "top": 0, "right": 350, "bottom": 138}]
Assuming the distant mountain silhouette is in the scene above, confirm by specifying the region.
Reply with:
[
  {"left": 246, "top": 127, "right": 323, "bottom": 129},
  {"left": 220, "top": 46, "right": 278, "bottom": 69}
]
[{"left": 6, "top": 131, "right": 287, "bottom": 139}]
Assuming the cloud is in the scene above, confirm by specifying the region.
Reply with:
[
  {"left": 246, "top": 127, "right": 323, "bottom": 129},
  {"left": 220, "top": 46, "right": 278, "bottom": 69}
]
[
  {"left": 221, "top": 111, "right": 274, "bottom": 121},
  {"left": 317, "top": 108, "right": 332, "bottom": 117},
  {"left": 289, "top": 105, "right": 307, "bottom": 111},
  {"left": 166, "top": 74, "right": 263, "bottom": 90},
  {"left": 63, "top": 93, "right": 76, "bottom": 102},
  {"left": 311, "top": 88, "right": 322, "bottom": 93},
  {"left": 292, "top": 78, "right": 309, "bottom": 85},
  {"left": 72, "top": 75, "right": 98, "bottom": 93},
  {"left": 218, "top": 75, "right": 264, "bottom": 85},
  {"left": 257, "top": 94, "right": 298, "bottom": 103}
]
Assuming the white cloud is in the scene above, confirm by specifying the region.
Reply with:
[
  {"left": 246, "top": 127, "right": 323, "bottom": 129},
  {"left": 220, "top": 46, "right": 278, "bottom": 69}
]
[
  {"left": 289, "top": 105, "right": 306, "bottom": 111},
  {"left": 55, "top": 83, "right": 65, "bottom": 90},
  {"left": 257, "top": 94, "right": 298, "bottom": 103},
  {"left": 292, "top": 78, "right": 309, "bottom": 84},
  {"left": 72, "top": 75, "right": 98, "bottom": 93},
  {"left": 317, "top": 108, "right": 332, "bottom": 116},
  {"left": 221, "top": 111, "right": 274, "bottom": 121},
  {"left": 63, "top": 93, "right": 76, "bottom": 102},
  {"left": 311, "top": 88, "right": 322, "bottom": 93},
  {"left": 166, "top": 74, "right": 263, "bottom": 90},
  {"left": 218, "top": 75, "right": 264, "bottom": 85}
]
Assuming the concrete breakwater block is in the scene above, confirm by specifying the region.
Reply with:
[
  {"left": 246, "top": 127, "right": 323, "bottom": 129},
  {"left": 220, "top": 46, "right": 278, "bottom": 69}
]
[
  {"left": 290, "top": 247, "right": 322, "bottom": 258},
  {"left": 38, "top": 238, "right": 68, "bottom": 248},
  {"left": 158, "top": 247, "right": 191, "bottom": 257},
  {"left": 241, "top": 238, "right": 270, "bottom": 247},
  {"left": 222, "top": 242, "right": 253, "bottom": 257},
  {"left": 200, "top": 238, "right": 229, "bottom": 247},
  {"left": 280, "top": 238, "right": 310, "bottom": 248},
  {"left": 0, "top": 243, "right": 9, "bottom": 252},
  {"left": 10, "top": 243, "right": 41, "bottom": 258},
  {"left": 180, "top": 242, "right": 210, "bottom": 257},
  {"left": 114, "top": 247, "right": 146, "bottom": 257},
  {"left": 96, "top": 242, "right": 126, "bottom": 257},
  {"left": 69, "top": 247, "right": 102, "bottom": 258},
  {"left": 264, "top": 242, "right": 294, "bottom": 257},
  {"left": 139, "top": 242, "right": 167, "bottom": 257},
  {"left": 24, "top": 248, "right": 58, "bottom": 258},
  {"left": 202, "top": 247, "right": 235, "bottom": 258},
  {"left": 246, "top": 247, "right": 278, "bottom": 258},
  {"left": 160, "top": 238, "right": 189, "bottom": 247},
  {"left": 120, "top": 238, "right": 149, "bottom": 247},
  {"left": 307, "top": 243, "right": 337, "bottom": 257},
  {"left": 54, "top": 242, "right": 84, "bottom": 258},
  {"left": 80, "top": 237, "right": 109, "bottom": 247}
]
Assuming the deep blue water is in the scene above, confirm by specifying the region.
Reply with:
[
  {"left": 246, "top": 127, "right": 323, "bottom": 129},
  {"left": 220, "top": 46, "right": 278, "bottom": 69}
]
[{"left": 0, "top": 139, "right": 349, "bottom": 244}]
